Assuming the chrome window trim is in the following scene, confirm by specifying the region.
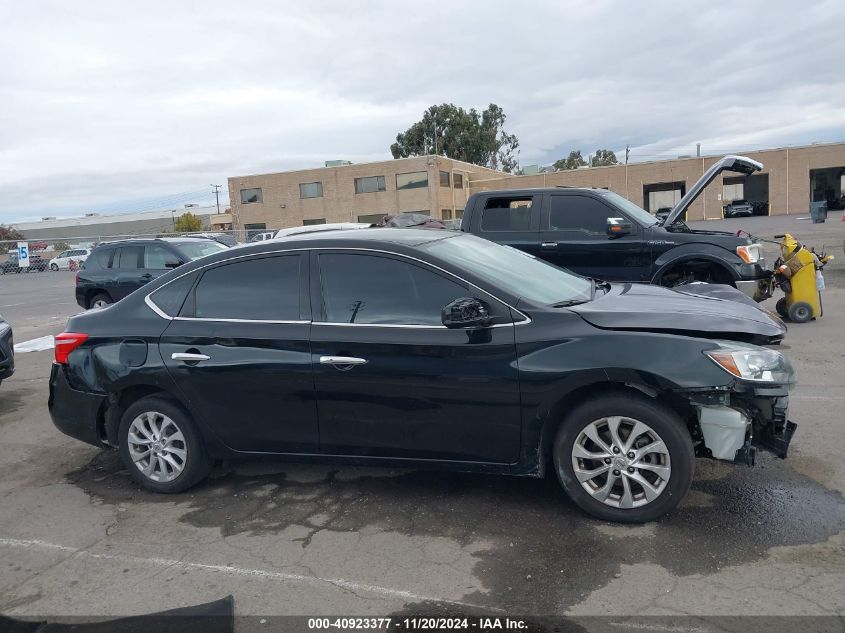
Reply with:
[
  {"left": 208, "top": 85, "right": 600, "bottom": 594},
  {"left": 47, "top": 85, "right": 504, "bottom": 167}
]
[{"left": 144, "top": 245, "right": 531, "bottom": 325}]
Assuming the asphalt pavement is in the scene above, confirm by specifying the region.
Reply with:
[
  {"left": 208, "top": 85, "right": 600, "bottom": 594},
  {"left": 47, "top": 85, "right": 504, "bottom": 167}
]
[{"left": 0, "top": 222, "right": 843, "bottom": 625}]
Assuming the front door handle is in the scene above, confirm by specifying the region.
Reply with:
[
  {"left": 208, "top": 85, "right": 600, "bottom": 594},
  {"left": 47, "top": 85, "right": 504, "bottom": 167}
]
[
  {"left": 172, "top": 352, "right": 210, "bottom": 362},
  {"left": 320, "top": 356, "right": 368, "bottom": 371},
  {"left": 541, "top": 241, "right": 558, "bottom": 251}
]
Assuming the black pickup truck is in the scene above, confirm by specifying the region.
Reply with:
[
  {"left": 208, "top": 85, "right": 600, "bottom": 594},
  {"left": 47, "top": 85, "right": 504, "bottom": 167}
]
[{"left": 460, "top": 155, "right": 772, "bottom": 301}]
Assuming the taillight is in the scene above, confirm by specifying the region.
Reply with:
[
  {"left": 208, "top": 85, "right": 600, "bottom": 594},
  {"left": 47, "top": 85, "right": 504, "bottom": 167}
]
[
  {"left": 75, "top": 272, "right": 79, "bottom": 287},
  {"left": 54, "top": 332, "right": 88, "bottom": 364}
]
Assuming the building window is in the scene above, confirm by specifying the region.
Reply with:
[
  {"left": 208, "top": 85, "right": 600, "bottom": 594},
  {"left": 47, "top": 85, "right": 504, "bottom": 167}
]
[
  {"left": 357, "top": 213, "right": 385, "bottom": 224},
  {"left": 303, "top": 218, "right": 326, "bottom": 225},
  {"left": 442, "top": 209, "right": 452, "bottom": 220},
  {"left": 455, "top": 209, "right": 464, "bottom": 219},
  {"left": 454, "top": 173, "right": 464, "bottom": 189},
  {"left": 299, "top": 182, "right": 323, "bottom": 199},
  {"left": 240, "top": 188, "right": 263, "bottom": 204},
  {"left": 354, "top": 176, "right": 386, "bottom": 194},
  {"left": 396, "top": 171, "right": 429, "bottom": 190},
  {"left": 440, "top": 171, "right": 450, "bottom": 187}
]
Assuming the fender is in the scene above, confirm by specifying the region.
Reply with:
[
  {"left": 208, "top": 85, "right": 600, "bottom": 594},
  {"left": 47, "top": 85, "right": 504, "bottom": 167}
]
[{"left": 651, "top": 243, "right": 742, "bottom": 282}]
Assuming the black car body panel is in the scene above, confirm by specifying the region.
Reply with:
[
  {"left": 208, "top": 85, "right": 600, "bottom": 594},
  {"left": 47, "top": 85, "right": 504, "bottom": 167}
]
[
  {"left": 0, "top": 316, "right": 14, "bottom": 383},
  {"left": 49, "top": 230, "right": 796, "bottom": 482}
]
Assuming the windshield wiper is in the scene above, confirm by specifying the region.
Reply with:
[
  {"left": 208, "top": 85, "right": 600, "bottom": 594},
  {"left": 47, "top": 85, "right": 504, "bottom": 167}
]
[{"left": 551, "top": 298, "right": 590, "bottom": 307}]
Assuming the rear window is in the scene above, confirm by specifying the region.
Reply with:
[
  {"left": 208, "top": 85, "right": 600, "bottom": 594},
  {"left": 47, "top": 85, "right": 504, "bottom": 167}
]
[{"left": 94, "top": 247, "right": 115, "bottom": 268}]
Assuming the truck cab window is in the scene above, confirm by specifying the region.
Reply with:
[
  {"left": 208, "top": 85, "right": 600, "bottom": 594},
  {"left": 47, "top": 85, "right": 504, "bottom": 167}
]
[{"left": 481, "top": 197, "right": 534, "bottom": 231}]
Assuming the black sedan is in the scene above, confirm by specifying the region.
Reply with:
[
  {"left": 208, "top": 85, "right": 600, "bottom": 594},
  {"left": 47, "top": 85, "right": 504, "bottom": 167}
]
[
  {"left": 0, "top": 315, "right": 14, "bottom": 387},
  {"left": 49, "top": 229, "right": 796, "bottom": 522}
]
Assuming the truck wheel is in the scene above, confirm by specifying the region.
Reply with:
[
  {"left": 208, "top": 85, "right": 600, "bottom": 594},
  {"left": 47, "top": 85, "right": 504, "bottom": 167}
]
[
  {"left": 775, "top": 298, "right": 788, "bottom": 318},
  {"left": 788, "top": 301, "right": 813, "bottom": 323},
  {"left": 118, "top": 396, "right": 212, "bottom": 493},
  {"left": 553, "top": 394, "right": 694, "bottom": 523}
]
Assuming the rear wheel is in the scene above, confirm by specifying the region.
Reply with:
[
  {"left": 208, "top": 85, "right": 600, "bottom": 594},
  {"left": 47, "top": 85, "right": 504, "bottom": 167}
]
[
  {"left": 553, "top": 394, "right": 694, "bottom": 523},
  {"left": 50, "top": 263, "right": 59, "bottom": 271},
  {"left": 88, "top": 293, "right": 112, "bottom": 309},
  {"left": 118, "top": 396, "right": 212, "bottom": 493},
  {"left": 788, "top": 301, "right": 813, "bottom": 323}
]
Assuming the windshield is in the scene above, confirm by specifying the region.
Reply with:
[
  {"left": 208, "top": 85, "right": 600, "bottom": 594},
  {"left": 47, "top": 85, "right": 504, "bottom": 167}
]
[
  {"left": 173, "top": 241, "right": 227, "bottom": 260},
  {"left": 595, "top": 190, "right": 658, "bottom": 226},
  {"left": 423, "top": 234, "right": 593, "bottom": 305}
]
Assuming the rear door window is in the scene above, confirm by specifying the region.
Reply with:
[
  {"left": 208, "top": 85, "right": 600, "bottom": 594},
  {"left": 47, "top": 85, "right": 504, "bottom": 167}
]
[
  {"left": 189, "top": 255, "right": 302, "bottom": 321},
  {"left": 94, "top": 247, "right": 116, "bottom": 268},
  {"left": 479, "top": 196, "right": 538, "bottom": 232},
  {"left": 115, "top": 246, "right": 143, "bottom": 269},
  {"left": 144, "top": 245, "right": 179, "bottom": 269}
]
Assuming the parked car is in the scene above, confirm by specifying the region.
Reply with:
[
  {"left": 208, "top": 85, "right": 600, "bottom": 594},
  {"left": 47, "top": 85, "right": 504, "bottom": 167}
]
[
  {"left": 75, "top": 237, "right": 227, "bottom": 309},
  {"left": 654, "top": 207, "right": 673, "bottom": 221},
  {"left": 459, "top": 155, "right": 772, "bottom": 301},
  {"left": 723, "top": 199, "right": 755, "bottom": 219},
  {"left": 49, "top": 248, "right": 90, "bottom": 271},
  {"left": 49, "top": 229, "right": 794, "bottom": 523},
  {"left": 0, "top": 252, "right": 48, "bottom": 274},
  {"left": 0, "top": 315, "right": 13, "bottom": 387},
  {"left": 248, "top": 231, "right": 275, "bottom": 243},
  {"left": 273, "top": 223, "right": 371, "bottom": 239}
]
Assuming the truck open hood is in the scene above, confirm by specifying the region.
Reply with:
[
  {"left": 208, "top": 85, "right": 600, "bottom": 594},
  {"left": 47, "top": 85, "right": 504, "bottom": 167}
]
[
  {"left": 569, "top": 282, "right": 786, "bottom": 344},
  {"left": 658, "top": 155, "right": 764, "bottom": 227}
]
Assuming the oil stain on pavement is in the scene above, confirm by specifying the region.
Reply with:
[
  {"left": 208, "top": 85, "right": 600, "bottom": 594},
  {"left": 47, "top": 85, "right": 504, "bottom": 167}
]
[{"left": 67, "top": 451, "right": 845, "bottom": 613}]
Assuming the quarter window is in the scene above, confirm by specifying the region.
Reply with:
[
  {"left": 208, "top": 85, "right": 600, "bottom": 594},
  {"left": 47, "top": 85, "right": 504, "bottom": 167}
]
[
  {"left": 240, "top": 188, "right": 263, "bottom": 204},
  {"left": 396, "top": 171, "right": 428, "bottom": 190},
  {"left": 150, "top": 272, "right": 198, "bottom": 317},
  {"left": 299, "top": 182, "right": 323, "bottom": 199},
  {"left": 480, "top": 197, "right": 534, "bottom": 232},
  {"left": 193, "top": 255, "right": 301, "bottom": 321},
  {"left": 354, "top": 176, "right": 386, "bottom": 194},
  {"left": 95, "top": 248, "right": 115, "bottom": 268},
  {"left": 318, "top": 253, "right": 467, "bottom": 326},
  {"left": 549, "top": 195, "right": 612, "bottom": 234}
]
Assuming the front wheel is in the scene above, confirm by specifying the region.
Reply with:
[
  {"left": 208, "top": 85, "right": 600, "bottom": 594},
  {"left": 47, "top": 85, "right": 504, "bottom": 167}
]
[
  {"left": 50, "top": 263, "right": 59, "bottom": 271},
  {"left": 118, "top": 396, "right": 212, "bottom": 493},
  {"left": 553, "top": 394, "right": 694, "bottom": 523}
]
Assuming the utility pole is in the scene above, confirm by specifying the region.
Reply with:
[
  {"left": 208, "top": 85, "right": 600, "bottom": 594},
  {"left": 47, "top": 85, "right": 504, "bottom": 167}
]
[
  {"left": 696, "top": 143, "right": 701, "bottom": 157},
  {"left": 211, "top": 184, "right": 222, "bottom": 214},
  {"left": 433, "top": 112, "right": 438, "bottom": 156},
  {"left": 625, "top": 145, "right": 630, "bottom": 164}
]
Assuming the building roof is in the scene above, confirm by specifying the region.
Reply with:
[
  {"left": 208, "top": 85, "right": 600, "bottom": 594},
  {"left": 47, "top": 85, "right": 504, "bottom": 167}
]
[{"left": 11, "top": 205, "right": 219, "bottom": 231}]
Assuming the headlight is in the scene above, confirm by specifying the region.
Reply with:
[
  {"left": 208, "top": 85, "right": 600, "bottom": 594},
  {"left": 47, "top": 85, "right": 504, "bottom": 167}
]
[
  {"left": 736, "top": 243, "right": 763, "bottom": 264},
  {"left": 704, "top": 341, "right": 795, "bottom": 383}
]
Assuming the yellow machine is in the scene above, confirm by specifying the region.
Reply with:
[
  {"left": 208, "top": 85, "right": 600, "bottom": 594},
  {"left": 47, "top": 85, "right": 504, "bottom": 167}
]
[{"left": 773, "top": 233, "right": 834, "bottom": 323}]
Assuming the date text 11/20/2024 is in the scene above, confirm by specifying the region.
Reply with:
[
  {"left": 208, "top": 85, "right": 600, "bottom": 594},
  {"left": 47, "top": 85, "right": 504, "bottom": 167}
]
[{"left": 308, "top": 618, "right": 528, "bottom": 630}]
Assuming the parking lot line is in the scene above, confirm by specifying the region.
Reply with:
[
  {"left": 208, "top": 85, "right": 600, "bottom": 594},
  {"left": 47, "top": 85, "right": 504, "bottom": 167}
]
[
  {"left": 13, "top": 335, "right": 55, "bottom": 353},
  {"left": 0, "top": 537, "right": 494, "bottom": 610}
]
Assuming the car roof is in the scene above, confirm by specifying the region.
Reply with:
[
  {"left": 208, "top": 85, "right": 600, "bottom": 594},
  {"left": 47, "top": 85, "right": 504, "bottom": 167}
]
[{"left": 94, "top": 237, "right": 218, "bottom": 247}]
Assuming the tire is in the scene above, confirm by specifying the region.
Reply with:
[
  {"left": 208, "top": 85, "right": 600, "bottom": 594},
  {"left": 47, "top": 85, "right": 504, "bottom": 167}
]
[
  {"left": 776, "top": 298, "right": 789, "bottom": 319},
  {"left": 88, "top": 293, "right": 112, "bottom": 309},
  {"left": 788, "top": 301, "right": 813, "bottom": 323},
  {"left": 553, "top": 393, "right": 694, "bottom": 523},
  {"left": 118, "top": 396, "right": 212, "bottom": 493},
  {"left": 50, "top": 263, "right": 59, "bottom": 271}
]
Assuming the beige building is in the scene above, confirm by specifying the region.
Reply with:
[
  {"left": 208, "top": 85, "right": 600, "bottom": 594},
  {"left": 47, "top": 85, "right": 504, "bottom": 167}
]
[
  {"left": 228, "top": 142, "right": 845, "bottom": 232},
  {"left": 226, "top": 156, "right": 502, "bottom": 235}
]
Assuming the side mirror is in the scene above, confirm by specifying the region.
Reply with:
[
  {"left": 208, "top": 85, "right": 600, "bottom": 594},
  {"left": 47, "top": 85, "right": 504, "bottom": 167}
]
[
  {"left": 442, "top": 297, "right": 492, "bottom": 329},
  {"left": 164, "top": 259, "right": 183, "bottom": 269},
  {"left": 606, "top": 217, "right": 632, "bottom": 237}
]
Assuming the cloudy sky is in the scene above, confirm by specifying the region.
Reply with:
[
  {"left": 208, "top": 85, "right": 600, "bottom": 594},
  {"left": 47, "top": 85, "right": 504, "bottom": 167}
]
[{"left": 2, "top": 0, "right": 843, "bottom": 222}]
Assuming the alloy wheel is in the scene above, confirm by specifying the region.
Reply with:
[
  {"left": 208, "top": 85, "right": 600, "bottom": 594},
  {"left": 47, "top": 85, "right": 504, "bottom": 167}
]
[
  {"left": 91, "top": 299, "right": 109, "bottom": 309},
  {"left": 571, "top": 416, "right": 671, "bottom": 509},
  {"left": 127, "top": 411, "right": 187, "bottom": 483}
]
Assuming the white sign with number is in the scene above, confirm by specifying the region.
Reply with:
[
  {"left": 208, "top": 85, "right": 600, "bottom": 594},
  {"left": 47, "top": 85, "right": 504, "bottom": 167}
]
[{"left": 17, "top": 242, "right": 29, "bottom": 268}]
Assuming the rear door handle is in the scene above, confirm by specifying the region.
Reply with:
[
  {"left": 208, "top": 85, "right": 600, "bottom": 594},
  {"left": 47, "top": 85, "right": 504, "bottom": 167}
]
[
  {"left": 541, "top": 241, "right": 558, "bottom": 251},
  {"left": 172, "top": 352, "right": 210, "bottom": 362},
  {"left": 320, "top": 356, "right": 368, "bottom": 370}
]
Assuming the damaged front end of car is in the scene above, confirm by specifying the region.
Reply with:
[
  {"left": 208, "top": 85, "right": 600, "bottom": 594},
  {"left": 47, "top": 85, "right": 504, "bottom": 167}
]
[{"left": 666, "top": 341, "right": 797, "bottom": 466}]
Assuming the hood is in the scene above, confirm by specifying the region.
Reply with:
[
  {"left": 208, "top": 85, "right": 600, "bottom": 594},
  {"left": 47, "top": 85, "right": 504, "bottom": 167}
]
[
  {"left": 659, "top": 155, "right": 763, "bottom": 227},
  {"left": 569, "top": 282, "right": 786, "bottom": 344}
]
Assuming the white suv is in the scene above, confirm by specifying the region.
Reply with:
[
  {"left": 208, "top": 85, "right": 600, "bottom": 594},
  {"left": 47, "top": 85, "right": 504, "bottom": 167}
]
[{"left": 49, "top": 248, "right": 90, "bottom": 271}]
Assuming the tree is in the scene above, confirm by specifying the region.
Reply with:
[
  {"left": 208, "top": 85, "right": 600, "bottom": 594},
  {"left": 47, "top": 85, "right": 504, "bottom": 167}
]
[
  {"left": 390, "top": 103, "right": 520, "bottom": 173},
  {"left": 174, "top": 212, "right": 202, "bottom": 232},
  {"left": 52, "top": 241, "right": 71, "bottom": 252},
  {"left": 591, "top": 149, "right": 619, "bottom": 167},
  {"left": 553, "top": 150, "right": 587, "bottom": 171},
  {"left": 0, "top": 225, "right": 24, "bottom": 241}
]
